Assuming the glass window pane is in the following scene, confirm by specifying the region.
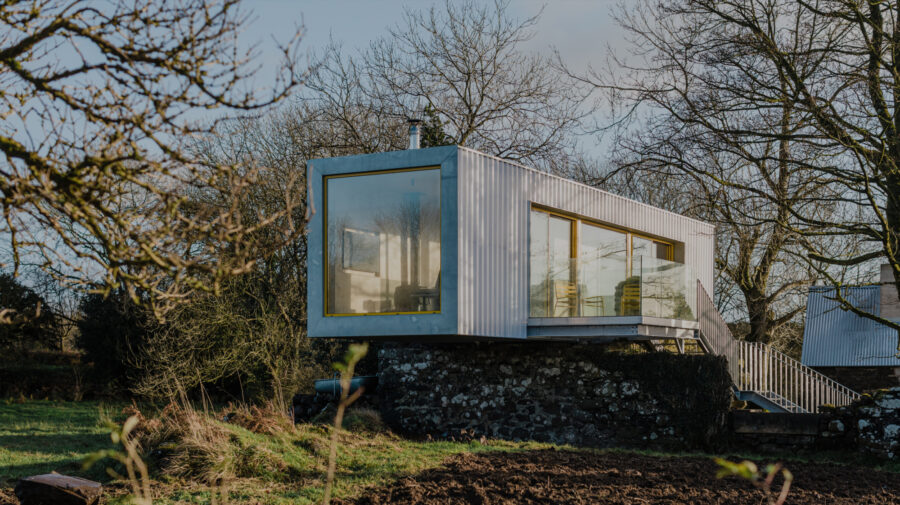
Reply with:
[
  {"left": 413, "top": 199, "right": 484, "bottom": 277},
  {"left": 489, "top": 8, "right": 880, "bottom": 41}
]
[
  {"left": 326, "top": 168, "right": 441, "bottom": 314},
  {"left": 640, "top": 257, "right": 696, "bottom": 320},
  {"left": 528, "top": 208, "right": 683, "bottom": 319},
  {"left": 633, "top": 236, "right": 670, "bottom": 261},
  {"left": 655, "top": 241, "right": 671, "bottom": 260},
  {"left": 528, "top": 211, "right": 574, "bottom": 317},
  {"left": 548, "top": 216, "right": 574, "bottom": 317},
  {"left": 579, "top": 223, "right": 627, "bottom": 316},
  {"left": 529, "top": 210, "right": 550, "bottom": 317}
]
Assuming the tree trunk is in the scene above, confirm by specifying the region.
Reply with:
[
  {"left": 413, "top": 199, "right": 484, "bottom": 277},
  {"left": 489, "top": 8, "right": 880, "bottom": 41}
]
[{"left": 745, "top": 295, "right": 770, "bottom": 344}]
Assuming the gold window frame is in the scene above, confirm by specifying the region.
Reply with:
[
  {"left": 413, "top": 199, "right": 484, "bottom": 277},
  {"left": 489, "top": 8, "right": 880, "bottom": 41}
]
[{"left": 530, "top": 204, "right": 675, "bottom": 262}]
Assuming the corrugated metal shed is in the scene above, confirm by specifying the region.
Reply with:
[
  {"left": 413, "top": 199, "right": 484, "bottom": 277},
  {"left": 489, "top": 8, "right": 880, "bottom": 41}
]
[
  {"left": 801, "top": 286, "right": 900, "bottom": 367},
  {"left": 457, "top": 147, "right": 716, "bottom": 338}
]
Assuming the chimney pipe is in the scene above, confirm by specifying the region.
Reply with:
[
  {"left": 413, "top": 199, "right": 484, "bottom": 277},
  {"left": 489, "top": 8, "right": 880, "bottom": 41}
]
[{"left": 407, "top": 118, "right": 422, "bottom": 150}]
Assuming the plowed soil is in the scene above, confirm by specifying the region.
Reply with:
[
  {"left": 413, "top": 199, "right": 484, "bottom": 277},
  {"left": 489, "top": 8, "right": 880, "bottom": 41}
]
[{"left": 338, "top": 449, "right": 900, "bottom": 504}]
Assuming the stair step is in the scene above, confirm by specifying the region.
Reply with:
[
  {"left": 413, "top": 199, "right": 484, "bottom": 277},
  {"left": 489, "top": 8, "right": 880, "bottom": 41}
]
[{"left": 696, "top": 281, "right": 861, "bottom": 414}]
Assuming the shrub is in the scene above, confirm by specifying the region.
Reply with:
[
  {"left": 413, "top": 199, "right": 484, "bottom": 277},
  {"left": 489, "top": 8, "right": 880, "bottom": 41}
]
[
  {"left": 76, "top": 293, "right": 147, "bottom": 389},
  {"left": 342, "top": 407, "right": 388, "bottom": 433},
  {"left": 0, "top": 273, "right": 59, "bottom": 353},
  {"left": 131, "top": 271, "right": 341, "bottom": 407},
  {"left": 121, "top": 400, "right": 293, "bottom": 485}
]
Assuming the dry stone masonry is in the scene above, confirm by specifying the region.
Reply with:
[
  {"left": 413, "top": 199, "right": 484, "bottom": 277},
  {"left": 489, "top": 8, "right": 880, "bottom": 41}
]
[
  {"left": 821, "top": 387, "right": 900, "bottom": 460},
  {"left": 377, "top": 343, "right": 732, "bottom": 449}
]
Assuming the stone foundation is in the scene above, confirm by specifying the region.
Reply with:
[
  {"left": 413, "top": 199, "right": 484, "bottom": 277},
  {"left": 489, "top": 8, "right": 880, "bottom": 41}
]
[
  {"left": 729, "top": 387, "right": 900, "bottom": 460},
  {"left": 822, "top": 387, "right": 900, "bottom": 460},
  {"left": 377, "top": 343, "right": 732, "bottom": 449}
]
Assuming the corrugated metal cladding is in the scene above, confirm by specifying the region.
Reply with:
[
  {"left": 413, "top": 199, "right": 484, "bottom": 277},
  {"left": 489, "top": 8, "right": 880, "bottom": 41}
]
[
  {"left": 456, "top": 147, "right": 716, "bottom": 338},
  {"left": 801, "top": 286, "right": 900, "bottom": 367}
]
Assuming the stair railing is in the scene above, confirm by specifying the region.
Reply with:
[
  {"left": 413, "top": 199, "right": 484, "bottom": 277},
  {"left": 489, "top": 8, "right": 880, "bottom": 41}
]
[
  {"left": 695, "top": 280, "right": 740, "bottom": 381},
  {"left": 736, "top": 340, "right": 860, "bottom": 413},
  {"left": 696, "top": 281, "right": 861, "bottom": 412}
]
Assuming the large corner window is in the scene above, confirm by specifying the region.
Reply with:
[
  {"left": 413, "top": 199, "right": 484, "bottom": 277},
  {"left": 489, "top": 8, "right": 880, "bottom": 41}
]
[
  {"left": 529, "top": 206, "right": 694, "bottom": 320},
  {"left": 325, "top": 167, "right": 441, "bottom": 315}
]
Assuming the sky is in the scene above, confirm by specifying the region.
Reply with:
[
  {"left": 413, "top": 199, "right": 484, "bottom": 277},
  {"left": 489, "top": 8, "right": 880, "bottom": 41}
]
[{"left": 241, "top": 0, "right": 624, "bottom": 88}]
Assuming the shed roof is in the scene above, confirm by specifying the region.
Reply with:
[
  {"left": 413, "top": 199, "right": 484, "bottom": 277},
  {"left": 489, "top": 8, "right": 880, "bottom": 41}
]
[{"left": 801, "top": 286, "right": 900, "bottom": 367}]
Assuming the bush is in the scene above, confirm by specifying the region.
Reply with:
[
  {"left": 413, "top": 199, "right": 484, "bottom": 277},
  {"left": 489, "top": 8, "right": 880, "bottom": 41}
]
[
  {"left": 131, "top": 270, "right": 341, "bottom": 407},
  {"left": 0, "top": 273, "right": 59, "bottom": 353},
  {"left": 123, "top": 401, "right": 288, "bottom": 484},
  {"left": 342, "top": 407, "right": 388, "bottom": 433},
  {"left": 76, "top": 293, "right": 147, "bottom": 389}
]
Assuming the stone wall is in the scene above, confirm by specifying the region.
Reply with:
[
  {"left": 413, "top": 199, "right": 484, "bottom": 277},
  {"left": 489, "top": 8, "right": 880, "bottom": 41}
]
[
  {"left": 822, "top": 387, "right": 900, "bottom": 460},
  {"left": 377, "top": 343, "right": 732, "bottom": 450},
  {"left": 730, "top": 411, "right": 823, "bottom": 452}
]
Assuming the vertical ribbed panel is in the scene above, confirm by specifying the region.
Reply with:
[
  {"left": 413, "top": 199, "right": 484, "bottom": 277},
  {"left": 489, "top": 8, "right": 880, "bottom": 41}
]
[
  {"left": 801, "top": 286, "right": 900, "bottom": 367},
  {"left": 457, "top": 147, "right": 716, "bottom": 338}
]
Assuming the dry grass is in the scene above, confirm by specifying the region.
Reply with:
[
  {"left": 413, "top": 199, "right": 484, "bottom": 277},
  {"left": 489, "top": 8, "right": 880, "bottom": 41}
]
[
  {"left": 222, "top": 401, "right": 293, "bottom": 435},
  {"left": 342, "top": 408, "right": 388, "bottom": 433},
  {"left": 120, "top": 399, "right": 291, "bottom": 486}
]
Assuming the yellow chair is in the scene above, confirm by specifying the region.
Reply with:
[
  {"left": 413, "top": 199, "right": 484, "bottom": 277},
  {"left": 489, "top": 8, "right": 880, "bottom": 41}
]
[
  {"left": 621, "top": 283, "right": 641, "bottom": 316},
  {"left": 554, "top": 280, "right": 579, "bottom": 317},
  {"left": 583, "top": 294, "right": 606, "bottom": 316}
]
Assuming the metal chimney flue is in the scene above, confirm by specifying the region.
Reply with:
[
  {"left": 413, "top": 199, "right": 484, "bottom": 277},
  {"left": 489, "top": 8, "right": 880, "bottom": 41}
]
[{"left": 407, "top": 118, "right": 422, "bottom": 150}]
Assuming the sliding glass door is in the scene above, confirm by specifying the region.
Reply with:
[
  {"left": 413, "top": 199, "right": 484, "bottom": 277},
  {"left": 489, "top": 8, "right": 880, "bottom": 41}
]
[
  {"left": 579, "top": 223, "right": 627, "bottom": 316},
  {"left": 530, "top": 205, "right": 688, "bottom": 319},
  {"left": 529, "top": 210, "right": 575, "bottom": 317}
]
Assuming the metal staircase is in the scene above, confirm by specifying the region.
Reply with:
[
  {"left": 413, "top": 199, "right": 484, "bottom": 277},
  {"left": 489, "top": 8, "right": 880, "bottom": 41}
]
[{"left": 695, "top": 281, "right": 861, "bottom": 413}]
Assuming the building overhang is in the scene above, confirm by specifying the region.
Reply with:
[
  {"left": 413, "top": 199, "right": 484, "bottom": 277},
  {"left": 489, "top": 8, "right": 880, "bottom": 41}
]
[{"left": 526, "top": 316, "right": 698, "bottom": 340}]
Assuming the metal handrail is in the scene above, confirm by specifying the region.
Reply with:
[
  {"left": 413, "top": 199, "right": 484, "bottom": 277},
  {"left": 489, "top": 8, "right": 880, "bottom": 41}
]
[{"left": 696, "top": 280, "right": 861, "bottom": 412}]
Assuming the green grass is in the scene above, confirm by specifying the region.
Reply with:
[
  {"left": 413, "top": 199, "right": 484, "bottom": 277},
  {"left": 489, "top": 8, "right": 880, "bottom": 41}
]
[
  {"left": 0, "top": 400, "right": 123, "bottom": 485},
  {"left": 0, "top": 400, "right": 554, "bottom": 504},
  {"left": 213, "top": 424, "right": 554, "bottom": 505},
  {"left": 3, "top": 400, "right": 898, "bottom": 505}
]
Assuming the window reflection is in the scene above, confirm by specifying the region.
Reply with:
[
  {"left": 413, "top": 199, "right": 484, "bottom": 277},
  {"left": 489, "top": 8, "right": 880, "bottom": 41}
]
[
  {"left": 632, "top": 236, "right": 671, "bottom": 261},
  {"left": 326, "top": 168, "right": 441, "bottom": 315},
  {"left": 529, "top": 207, "right": 680, "bottom": 318},
  {"left": 579, "top": 223, "right": 627, "bottom": 316}
]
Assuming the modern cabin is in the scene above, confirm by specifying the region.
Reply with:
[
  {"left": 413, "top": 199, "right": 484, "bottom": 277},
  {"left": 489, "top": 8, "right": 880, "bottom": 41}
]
[
  {"left": 305, "top": 140, "right": 863, "bottom": 413},
  {"left": 306, "top": 144, "right": 714, "bottom": 342}
]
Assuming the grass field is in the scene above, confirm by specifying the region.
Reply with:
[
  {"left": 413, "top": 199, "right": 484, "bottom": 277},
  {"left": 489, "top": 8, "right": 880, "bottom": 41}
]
[
  {"left": 0, "top": 400, "right": 552, "bottom": 504},
  {"left": 0, "top": 400, "right": 119, "bottom": 485},
  {"left": 2, "top": 400, "right": 899, "bottom": 505}
]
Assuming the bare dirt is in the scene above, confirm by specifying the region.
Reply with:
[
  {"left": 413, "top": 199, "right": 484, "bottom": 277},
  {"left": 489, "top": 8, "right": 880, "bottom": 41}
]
[{"left": 338, "top": 449, "right": 900, "bottom": 504}]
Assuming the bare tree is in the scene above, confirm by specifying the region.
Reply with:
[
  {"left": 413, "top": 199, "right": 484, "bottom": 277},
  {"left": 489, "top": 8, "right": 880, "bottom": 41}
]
[
  {"left": 304, "top": 0, "right": 593, "bottom": 173},
  {"left": 134, "top": 110, "right": 343, "bottom": 404},
  {"left": 0, "top": 0, "right": 305, "bottom": 317},
  {"left": 604, "top": 125, "right": 831, "bottom": 351},
  {"left": 593, "top": 0, "right": 900, "bottom": 349},
  {"left": 572, "top": 0, "right": 857, "bottom": 347}
]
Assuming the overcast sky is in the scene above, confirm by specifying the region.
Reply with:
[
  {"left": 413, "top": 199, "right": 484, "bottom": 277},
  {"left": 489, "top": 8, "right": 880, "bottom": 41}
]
[{"left": 242, "top": 0, "right": 623, "bottom": 87}]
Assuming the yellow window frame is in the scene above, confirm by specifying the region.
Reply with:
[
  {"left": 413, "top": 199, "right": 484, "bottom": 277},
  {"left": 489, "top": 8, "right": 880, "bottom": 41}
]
[{"left": 530, "top": 204, "right": 675, "bottom": 263}]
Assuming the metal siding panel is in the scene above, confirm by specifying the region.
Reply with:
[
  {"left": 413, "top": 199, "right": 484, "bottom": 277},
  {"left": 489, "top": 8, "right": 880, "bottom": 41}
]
[
  {"left": 465, "top": 149, "right": 476, "bottom": 336},
  {"left": 458, "top": 150, "right": 470, "bottom": 335},
  {"left": 801, "top": 286, "right": 900, "bottom": 367},
  {"left": 456, "top": 147, "right": 715, "bottom": 339}
]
